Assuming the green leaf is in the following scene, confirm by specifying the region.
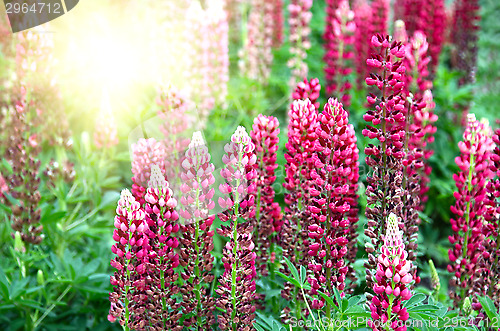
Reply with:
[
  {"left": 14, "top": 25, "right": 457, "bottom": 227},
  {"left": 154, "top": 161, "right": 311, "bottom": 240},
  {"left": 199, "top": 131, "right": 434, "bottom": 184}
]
[
  {"left": 275, "top": 271, "right": 300, "bottom": 288},
  {"left": 283, "top": 257, "right": 300, "bottom": 285},
  {"left": 404, "top": 293, "right": 426, "bottom": 308},
  {"left": 319, "top": 291, "right": 339, "bottom": 312}
]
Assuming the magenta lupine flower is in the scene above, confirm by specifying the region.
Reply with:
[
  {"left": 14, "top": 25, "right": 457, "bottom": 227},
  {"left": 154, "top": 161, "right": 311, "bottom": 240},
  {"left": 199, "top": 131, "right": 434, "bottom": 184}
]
[
  {"left": 363, "top": 34, "right": 407, "bottom": 289},
  {"left": 131, "top": 137, "right": 167, "bottom": 204},
  {"left": 108, "top": 189, "right": 149, "bottom": 328},
  {"left": 409, "top": 90, "right": 438, "bottom": 208},
  {"left": 344, "top": 121, "right": 360, "bottom": 289},
  {"left": 353, "top": 0, "right": 372, "bottom": 89},
  {"left": 288, "top": 0, "right": 313, "bottom": 88},
  {"left": 216, "top": 126, "right": 258, "bottom": 330},
  {"left": 370, "top": 0, "right": 389, "bottom": 38},
  {"left": 292, "top": 77, "right": 321, "bottom": 110},
  {"left": 142, "top": 165, "right": 183, "bottom": 329},
  {"left": 177, "top": 132, "right": 216, "bottom": 328},
  {"left": 306, "top": 98, "right": 358, "bottom": 313},
  {"left": 403, "top": 30, "right": 432, "bottom": 97},
  {"left": 448, "top": 114, "right": 495, "bottom": 310},
  {"left": 271, "top": 0, "right": 284, "bottom": 48},
  {"left": 242, "top": 0, "right": 274, "bottom": 83},
  {"left": 323, "top": 0, "right": 355, "bottom": 105},
  {"left": 368, "top": 213, "right": 413, "bottom": 331},
  {"left": 282, "top": 99, "right": 319, "bottom": 266},
  {"left": 484, "top": 128, "right": 500, "bottom": 307},
  {"left": 250, "top": 115, "right": 282, "bottom": 276}
]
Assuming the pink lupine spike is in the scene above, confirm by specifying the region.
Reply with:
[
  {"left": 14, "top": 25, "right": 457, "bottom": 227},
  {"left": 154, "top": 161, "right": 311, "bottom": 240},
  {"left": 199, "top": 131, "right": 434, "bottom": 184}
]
[
  {"left": 307, "top": 98, "right": 360, "bottom": 314},
  {"left": 288, "top": 0, "right": 313, "bottom": 88},
  {"left": 216, "top": 126, "right": 258, "bottom": 330},
  {"left": 177, "top": 131, "right": 216, "bottom": 328},
  {"left": 363, "top": 34, "right": 408, "bottom": 291},
  {"left": 447, "top": 114, "right": 495, "bottom": 310},
  {"left": 368, "top": 214, "right": 413, "bottom": 330},
  {"left": 323, "top": 0, "right": 355, "bottom": 105},
  {"left": 250, "top": 115, "right": 282, "bottom": 276}
]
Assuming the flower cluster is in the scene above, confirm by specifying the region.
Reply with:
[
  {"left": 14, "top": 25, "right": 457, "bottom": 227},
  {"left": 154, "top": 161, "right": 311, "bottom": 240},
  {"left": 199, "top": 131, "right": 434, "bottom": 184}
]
[
  {"left": 280, "top": 98, "right": 319, "bottom": 322},
  {"left": 398, "top": 0, "right": 447, "bottom": 76},
  {"left": 484, "top": 128, "right": 500, "bottom": 307},
  {"left": 216, "top": 127, "right": 258, "bottom": 330},
  {"left": 185, "top": 1, "right": 229, "bottom": 121},
  {"left": 370, "top": 0, "right": 389, "bottom": 42},
  {"left": 307, "top": 98, "right": 358, "bottom": 313},
  {"left": 448, "top": 114, "right": 494, "bottom": 310},
  {"left": 130, "top": 138, "right": 167, "bottom": 204},
  {"left": 156, "top": 85, "right": 193, "bottom": 187},
  {"left": 403, "top": 30, "right": 432, "bottom": 96},
  {"left": 2, "top": 91, "right": 43, "bottom": 245},
  {"left": 451, "top": 0, "right": 481, "bottom": 86},
  {"left": 353, "top": 1, "right": 372, "bottom": 88},
  {"left": 271, "top": 0, "right": 284, "bottom": 48},
  {"left": 178, "top": 132, "right": 216, "bottom": 328},
  {"left": 108, "top": 189, "right": 149, "bottom": 328},
  {"left": 288, "top": 0, "right": 313, "bottom": 88},
  {"left": 292, "top": 77, "right": 321, "bottom": 110},
  {"left": 368, "top": 213, "right": 413, "bottom": 331},
  {"left": 109, "top": 165, "right": 183, "bottom": 330},
  {"left": 241, "top": 0, "right": 274, "bottom": 83},
  {"left": 363, "top": 34, "right": 407, "bottom": 289},
  {"left": 323, "top": 0, "right": 355, "bottom": 105},
  {"left": 250, "top": 115, "right": 282, "bottom": 276}
]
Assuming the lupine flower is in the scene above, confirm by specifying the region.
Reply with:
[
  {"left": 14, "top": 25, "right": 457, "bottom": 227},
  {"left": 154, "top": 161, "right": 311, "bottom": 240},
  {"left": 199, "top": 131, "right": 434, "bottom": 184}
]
[
  {"left": 306, "top": 98, "right": 359, "bottom": 314},
  {"left": 402, "top": 30, "right": 432, "bottom": 97},
  {"left": 271, "top": 0, "right": 284, "bottom": 48},
  {"left": 241, "top": 0, "right": 274, "bottom": 83},
  {"left": 398, "top": 0, "right": 447, "bottom": 75},
  {"left": 353, "top": 0, "right": 372, "bottom": 88},
  {"left": 250, "top": 115, "right": 282, "bottom": 276},
  {"left": 156, "top": 85, "right": 193, "bottom": 188},
  {"left": 363, "top": 34, "right": 407, "bottom": 289},
  {"left": 185, "top": 1, "right": 229, "bottom": 121},
  {"left": 344, "top": 122, "right": 360, "bottom": 290},
  {"left": 370, "top": 0, "right": 389, "bottom": 39},
  {"left": 0, "top": 174, "right": 8, "bottom": 201},
  {"left": 448, "top": 114, "right": 494, "bottom": 310},
  {"left": 323, "top": 0, "right": 355, "bottom": 105},
  {"left": 291, "top": 77, "right": 321, "bottom": 110},
  {"left": 93, "top": 95, "right": 119, "bottom": 150},
  {"left": 451, "top": 0, "right": 481, "bottom": 86},
  {"left": 368, "top": 213, "right": 413, "bottom": 331},
  {"left": 130, "top": 137, "right": 167, "bottom": 204},
  {"left": 484, "top": 128, "right": 500, "bottom": 308},
  {"left": 108, "top": 189, "right": 149, "bottom": 328},
  {"left": 143, "top": 165, "right": 183, "bottom": 330},
  {"left": 280, "top": 99, "right": 318, "bottom": 322},
  {"left": 288, "top": 0, "right": 313, "bottom": 88},
  {"left": 178, "top": 132, "right": 216, "bottom": 328},
  {"left": 216, "top": 126, "right": 258, "bottom": 330},
  {"left": 3, "top": 93, "right": 43, "bottom": 245}
]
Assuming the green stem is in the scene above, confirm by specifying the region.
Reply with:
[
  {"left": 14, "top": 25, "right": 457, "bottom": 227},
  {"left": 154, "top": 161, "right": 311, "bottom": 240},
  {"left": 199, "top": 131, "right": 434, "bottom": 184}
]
[
  {"left": 194, "top": 175, "right": 203, "bottom": 327},
  {"left": 230, "top": 147, "right": 243, "bottom": 331}
]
